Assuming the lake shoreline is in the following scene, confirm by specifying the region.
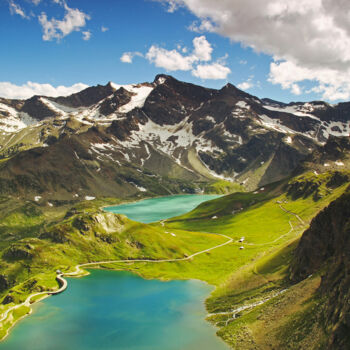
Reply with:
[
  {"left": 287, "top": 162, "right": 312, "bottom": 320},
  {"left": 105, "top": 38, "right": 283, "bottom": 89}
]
[
  {"left": 103, "top": 193, "right": 221, "bottom": 224},
  {"left": 101, "top": 192, "right": 222, "bottom": 214},
  {"left": 1, "top": 269, "right": 230, "bottom": 349}
]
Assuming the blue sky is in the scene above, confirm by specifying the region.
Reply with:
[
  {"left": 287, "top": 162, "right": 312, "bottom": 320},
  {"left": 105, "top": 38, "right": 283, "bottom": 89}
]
[{"left": 1, "top": 0, "right": 350, "bottom": 103}]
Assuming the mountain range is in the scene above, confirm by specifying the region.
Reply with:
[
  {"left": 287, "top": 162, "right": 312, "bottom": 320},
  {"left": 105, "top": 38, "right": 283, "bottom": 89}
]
[{"left": 0, "top": 74, "right": 349, "bottom": 201}]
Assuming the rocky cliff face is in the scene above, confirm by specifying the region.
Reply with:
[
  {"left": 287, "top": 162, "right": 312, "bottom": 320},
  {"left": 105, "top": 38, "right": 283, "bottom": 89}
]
[
  {"left": 52, "top": 82, "right": 116, "bottom": 108},
  {"left": 290, "top": 188, "right": 350, "bottom": 349}
]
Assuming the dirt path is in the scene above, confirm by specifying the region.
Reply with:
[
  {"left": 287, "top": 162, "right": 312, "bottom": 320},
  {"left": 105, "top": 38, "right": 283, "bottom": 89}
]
[
  {"left": 207, "top": 203, "right": 306, "bottom": 322},
  {"left": 65, "top": 233, "right": 233, "bottom": 276},
  {"left": 0, "top": 274, "right": 67, "bottom": 324},
  {"left": 278, "top": 204, "right": 305, "bottom": 225},
  {"left": 208, "top": 289, "right": 288, "bottom": 326}
]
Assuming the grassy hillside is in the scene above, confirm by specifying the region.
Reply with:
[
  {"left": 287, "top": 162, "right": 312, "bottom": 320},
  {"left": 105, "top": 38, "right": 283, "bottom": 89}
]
[
  {"left": 0, "top": 169, "right": 348, "bottom": 347},
  {"left": 144, "top": 170, "right": 348, "bottom": 349}
]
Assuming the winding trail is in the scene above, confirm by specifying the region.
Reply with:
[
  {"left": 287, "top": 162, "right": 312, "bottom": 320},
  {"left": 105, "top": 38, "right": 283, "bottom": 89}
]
[
  {"left": 65, "top": 233, "right": 233, "bottom": 276},
  {"left": 207, "top": 203, "right": 306, "bottom": 323},
  {"left": 0, "top": 233, "right": 233, "bottom": 326},
  {"left": 0, "top": 274, "right": 67, "bottom": 324},
  {"left": 278, "top": 204, "right": 305, "bottom": 225},
  {"left": 208, "top": 289, "right": 288, "bottom": 326},
  {"left": 246, "top": 203, "right": 306, "bottom": 247},
  {"left": 246, "top": 220, "right": 294, "bottom": 247}
]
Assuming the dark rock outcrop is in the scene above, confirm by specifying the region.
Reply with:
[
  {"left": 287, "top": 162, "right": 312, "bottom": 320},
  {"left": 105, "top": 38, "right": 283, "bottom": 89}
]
[
  {"left": 144, "top": 75, "right": 214, "bottom": 126},
  {"left": 0, "top": 275, "right": 10, "bottom": 293},
  {"left": 21, "top": 96, "right": 60, "bottom": 120},
  {"left": 326, "top": 172, "right": 349, "bottom": 188},
  {"left": 107, "top": 109, "right": 147, "bottom": 141},
  {"left": 290, "top": 188, "right": 350, "bottom": 349},
  {"left": 40, "top": 228, "right": 69, "bottom": 243},
  {"left": 53, "top": 82, "right": 116, "bottom": 108},
  {"left": 99, "top": 87, "right": 133, "bottom": 116},
  {"left": 2, "top": 294, "right": 14, "bottom": 305},
  {"left": 3, "top": 244, "right": 34, "bottom": 260}
]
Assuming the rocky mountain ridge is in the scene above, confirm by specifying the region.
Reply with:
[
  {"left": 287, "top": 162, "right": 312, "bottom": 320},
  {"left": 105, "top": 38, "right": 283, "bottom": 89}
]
[{"left": 0, "top": 75, "right": 349, "bottom": 199}]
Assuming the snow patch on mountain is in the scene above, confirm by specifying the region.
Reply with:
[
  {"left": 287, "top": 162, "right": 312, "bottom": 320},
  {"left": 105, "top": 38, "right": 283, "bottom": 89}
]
[
  {"left": 263, "top": 103, "right": 321, "bottom": 121},
  {"left": 115, "top": 116, "right": 223, "bottom": 173},
  {"left": 258, "top": 114, "right": 296, "bottom": 134},
  {"left": 132, "top": 118, "right": 197, "bottom": 153},
  {"left": 42, "top": 99, "right": 78, "bottom": 115},
  {"left": 205, "top": 115, "right": 216, "bottom": 123},
  {"left": 236, "top": 101, "right": 250, "bottom": 109},
  {"left": 129, "top": 182, "right": 147, "bottom": 192},
  {"left": 0, "top": 103, "right": 37, "bottom": 132},
  {"left": 199, "top": 155, "right": 237, "bottom": 182},
  {"left": 221, "top": 127, "right": 243, "bottom": 145},
  {"left": 284, "top": 136, "right": 293, "bottom": 144},
  {"left": 0, "top": 115, "right": 27, "bottom": 133},
  {"left": 140, "top": 143, "right": 152, "bottom": 166},
  {"left": 40, "top": 98, "right": 67, "bottom": 117},
  {"left": 110, "top": 83, "right": 154, "bottom": 113},
  {"left": 263, "top": 103, "right": 324, "bottom": 121},
  {"left": 136, "top": 117, "right": 221, "bottom": 156},
  {"left": 156, "top": 76, "right": 166, "bottom": 85},
  {"left": 321, "top": 121, "right": 349, "bottom": 138}
]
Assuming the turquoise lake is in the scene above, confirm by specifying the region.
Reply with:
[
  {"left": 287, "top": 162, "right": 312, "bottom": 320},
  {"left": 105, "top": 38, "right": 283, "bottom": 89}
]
[
  {"left": 104, "top": 194, "right": 220, "bottom": 223},
  {"left": 1, "top": 195, "right": 228, "bottom": 350},
  {"left": 2, "top": 270, "right": 228, "bottom": 350}
]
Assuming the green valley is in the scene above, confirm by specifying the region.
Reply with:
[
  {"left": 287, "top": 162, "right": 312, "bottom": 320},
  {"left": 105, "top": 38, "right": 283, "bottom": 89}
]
[{"left": 0, "top": 164, "right": 348, "bottom": 349}]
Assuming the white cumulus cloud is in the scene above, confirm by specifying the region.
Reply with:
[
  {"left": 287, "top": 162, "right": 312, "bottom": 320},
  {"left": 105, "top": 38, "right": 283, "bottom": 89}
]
[
  {"left": 82, "top": 31, "right": 91, "bottom": 41},
  {"left": 0, "top": 81, "right": 89, "bottom": 99},
  {"left": 124, "top": 33, "right": 229, "bottom": 80},
  {"left": 237, "top": 81, "right": 252, "bottom": 91},
  {"left": 120, "top": 52, "right": 143, "bottom": 64},
  {"left": 192, "top": 35, "right": 212, "bottom": 61},
  {"left": 146, "top": 46, "right": 195, "bottom": 71},
  {"left": 38, "top": 1, "right": 90, "bottom": 41},
  {"left": 269, "top": 60, "right": 350, "bottom": 100},
  {"left": 161, "top": 0, "right": 181, "bottom": 13},
  {"left": 160, "top": 0, "right": 350, "bottom": 100},
  {"left": 237, "top": 75, "right": 255, "bottom": 90},
  {"left": 192, "top": 63, "right": 231, "bottom": 79},
  {"left": 143, "top": 35, "right": 229, "bottom": 79}
]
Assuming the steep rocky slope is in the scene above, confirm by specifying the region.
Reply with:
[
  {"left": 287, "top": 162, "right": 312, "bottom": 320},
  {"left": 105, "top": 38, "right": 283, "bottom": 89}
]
[
  {"left": 296, "top": 136, "right": 350, "bottom": 175},
  {"left": 0, "top": 125, "right": 203, "bottom": 200},
  {"left": 290, "top": 187, "right": 350, "bottom": 349}
]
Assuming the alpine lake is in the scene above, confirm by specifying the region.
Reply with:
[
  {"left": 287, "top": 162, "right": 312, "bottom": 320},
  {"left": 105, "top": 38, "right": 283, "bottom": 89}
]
[{"left": 1, "top": 195, "right": 229, "bottom": 350}]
